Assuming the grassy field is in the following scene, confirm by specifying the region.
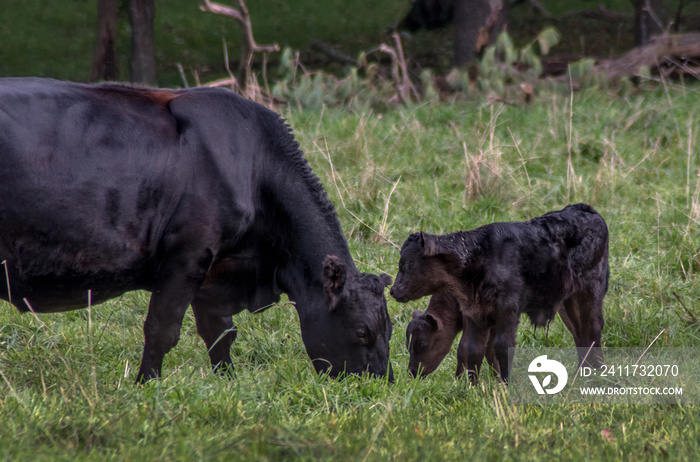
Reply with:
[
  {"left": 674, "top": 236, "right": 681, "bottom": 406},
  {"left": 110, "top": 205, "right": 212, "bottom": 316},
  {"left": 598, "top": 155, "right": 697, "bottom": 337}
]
[
  {"left": 2, "top": 0, "right": 700, "bottom": 460},
  {"left": 1, "top": 82, "right": 699, "bottom": 460}
]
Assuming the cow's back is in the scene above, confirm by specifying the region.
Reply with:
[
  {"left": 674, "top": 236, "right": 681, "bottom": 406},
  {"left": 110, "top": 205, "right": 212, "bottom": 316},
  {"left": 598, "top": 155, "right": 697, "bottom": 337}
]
[{"left": 0, "top": 79, "right": 260, "bottom": 311}]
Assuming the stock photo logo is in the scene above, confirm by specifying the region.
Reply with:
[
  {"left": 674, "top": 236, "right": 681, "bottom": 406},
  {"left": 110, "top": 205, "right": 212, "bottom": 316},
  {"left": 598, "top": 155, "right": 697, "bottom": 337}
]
[
  {"left": 528, "top": 355, "right": 568, "bottom": 395},
  {"left": 511, "top": 348, "right": 699, "bottom": 404}
]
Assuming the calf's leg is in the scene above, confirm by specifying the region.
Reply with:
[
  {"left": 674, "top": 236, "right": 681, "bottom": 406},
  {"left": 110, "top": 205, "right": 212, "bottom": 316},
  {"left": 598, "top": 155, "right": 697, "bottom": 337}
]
[
  {"left": 492, "top": 319, "right": 518, "bottom": 383},
  {"left": 484, "top": 332, "right": 500, "bottom": 378},
  {"left": 455, "top": 327, "right": 471, "bottom": 378},
  {"left": 563, "top": 291, "right": 604, "bottom": 368},
  {"left": 456, "top": 319, "right": 491, "bottom": 384}
]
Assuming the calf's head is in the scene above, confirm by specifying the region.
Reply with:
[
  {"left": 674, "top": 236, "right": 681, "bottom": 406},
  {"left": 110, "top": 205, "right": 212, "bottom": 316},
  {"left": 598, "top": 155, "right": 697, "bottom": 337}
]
[
  {"left": 391, "top": 232, "right": 462, "bottom": 302},
  {"left": 406, "top": 294, "right": 462, "bottom": 377},
  {"left": 301, "top": 255, "right": 394, "bottom": 381}
]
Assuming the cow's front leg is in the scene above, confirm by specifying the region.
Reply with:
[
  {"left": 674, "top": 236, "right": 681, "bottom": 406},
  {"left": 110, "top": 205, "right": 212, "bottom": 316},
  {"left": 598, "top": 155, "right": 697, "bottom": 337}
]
[
  {"left": 192, "top": 302, "right": 237, "bottom": 377},
  {"left": 136, "top": 252, "right": 212, "bottom": 384}
]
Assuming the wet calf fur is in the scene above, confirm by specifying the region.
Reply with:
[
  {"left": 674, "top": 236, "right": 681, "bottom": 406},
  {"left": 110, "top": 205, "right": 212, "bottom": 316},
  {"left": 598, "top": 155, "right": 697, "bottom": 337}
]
[
  {"left": 407, "top": 293, "right": 498, "bottom": 378},
  {"left": 392, "top": 203, "right": 608, "bottom": 383}
]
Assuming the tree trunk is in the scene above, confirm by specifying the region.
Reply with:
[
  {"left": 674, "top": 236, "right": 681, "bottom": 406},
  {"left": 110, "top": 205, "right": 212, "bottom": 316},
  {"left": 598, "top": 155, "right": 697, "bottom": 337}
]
[
  {"left": 453, "top": 0, "right": 507, "bottom": 66},
  {"left": 400, "top": 0, "right": 455, "bottom": 32},
  {"left": 128, "top": 0, "right": 156, "bottom": 85},
  {"left": 89, "top": 0, "right": 119, "bottom": 82},
  {"left": 634, "top": 0, "right": 665, "bottom": 45}
]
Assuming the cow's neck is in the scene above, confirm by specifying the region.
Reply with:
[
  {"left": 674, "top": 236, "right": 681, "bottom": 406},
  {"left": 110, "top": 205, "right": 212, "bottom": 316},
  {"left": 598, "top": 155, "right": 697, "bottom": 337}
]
[{"left": 261, "top": 161, "right": 356, "bottom": 312}]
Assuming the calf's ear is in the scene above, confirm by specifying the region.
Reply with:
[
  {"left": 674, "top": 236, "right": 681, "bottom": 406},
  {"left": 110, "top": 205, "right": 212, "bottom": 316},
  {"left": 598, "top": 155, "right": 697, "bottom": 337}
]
[
  {"left": 380, "top": 273, "right": 393, "bottom": 288},
  {"left": 412, "top": 310, "right": 423, "bottom": 319},
  {"left": 420, "top": 232, "right": 440, "bottom": 257},
  {"left": 323, "top": 255, "right": 347, "bottom": 312},
  {"left": 425, "top": 313, "right": 439, "bottom": 330}
]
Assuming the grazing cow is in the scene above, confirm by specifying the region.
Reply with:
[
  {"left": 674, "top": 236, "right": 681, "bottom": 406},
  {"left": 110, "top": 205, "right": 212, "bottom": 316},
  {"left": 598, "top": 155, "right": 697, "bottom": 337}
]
[
  {"left": 406, "top": 293, "right": 498, "bottom": 378},
  {"left": 0, "top": 77, "right": 393, "bottom": 383},
  {"left": 392, "top": 204, "right": 608, "bottom": 383}
]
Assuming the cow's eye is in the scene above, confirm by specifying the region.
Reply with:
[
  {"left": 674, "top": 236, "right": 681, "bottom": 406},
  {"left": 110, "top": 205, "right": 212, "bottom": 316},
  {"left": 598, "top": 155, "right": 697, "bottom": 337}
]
[
  {"left": 355, "top": 326, "right": 374, "bottom": 345},
  {"left": 402, "top": 261, "right": 414, "bottom": 272},
  {"left": 420, "top": 341, "right": 429, "bottom": 351}
]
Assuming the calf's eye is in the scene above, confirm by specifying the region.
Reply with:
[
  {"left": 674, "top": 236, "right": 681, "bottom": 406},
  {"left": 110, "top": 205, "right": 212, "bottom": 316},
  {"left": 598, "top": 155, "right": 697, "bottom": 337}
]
[{"left": 355, "top": 327, "right": 367, "bottom": 338}]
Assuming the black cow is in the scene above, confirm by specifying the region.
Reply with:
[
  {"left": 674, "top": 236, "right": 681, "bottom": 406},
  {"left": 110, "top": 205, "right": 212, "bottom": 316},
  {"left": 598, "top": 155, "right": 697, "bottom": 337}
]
[
  {"left": 0, "top": 77, "right": 393, "bottom": 383},
  {"left": 391, "top": 204, "right": 608, "bottom": 383}
]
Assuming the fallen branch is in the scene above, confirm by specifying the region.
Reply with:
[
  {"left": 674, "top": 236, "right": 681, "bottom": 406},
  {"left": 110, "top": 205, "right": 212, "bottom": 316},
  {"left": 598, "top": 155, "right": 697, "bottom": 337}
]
[
  {"left": 594, "top": 33, "right": 700, "bottom": 80},
  {"left": 310, "top": 41, "right": 358, "bottom": 66},
  {"left": 558, "top": 5, "right": 632, "bottom": 23}
]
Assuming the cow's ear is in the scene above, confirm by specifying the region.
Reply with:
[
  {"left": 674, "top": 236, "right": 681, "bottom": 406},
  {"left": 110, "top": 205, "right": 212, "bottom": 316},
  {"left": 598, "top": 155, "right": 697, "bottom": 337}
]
[
  {"left": 425, "top": 313, "right": 439, "bottom": 330},
  {"left": 421, "top": 232, "right": 439, "bottom": 257},
  {"left": 323, "top": 255, "right": 347, "bottom": 312},
  {"left": 412, "top": 310, "right": 423, "bottom": 320}
]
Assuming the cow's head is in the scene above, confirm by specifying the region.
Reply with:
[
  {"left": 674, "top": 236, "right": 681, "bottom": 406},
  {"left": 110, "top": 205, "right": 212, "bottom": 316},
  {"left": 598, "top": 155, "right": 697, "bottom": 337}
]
[
  {"left": 390, "top": 232, "right": 460, "bottom": 302},
  {"left": 301, "top": 255, "right": 394, "bottom": 381}
]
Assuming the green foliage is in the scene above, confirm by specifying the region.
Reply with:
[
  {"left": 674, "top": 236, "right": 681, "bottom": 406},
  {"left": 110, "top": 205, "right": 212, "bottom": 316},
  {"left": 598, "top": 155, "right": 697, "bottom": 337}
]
[
  {"left": 567, "top": 58, "right": 599, "bottom": 89},
  {"left": 477, "top": 27, "right": 560, "bottom": 99},
  {"left": 270, "top": 47, "right": 397, "bottom": 109},
  {"left": 445, "top": 68, "right": 474, "bottom": 94},
  {"left": 2, "top": 85, "right": 700, "bottom": 459},
  {"left": 420, "top": 69, "right": 438, "bottom": 102},
  {"left": 536, "top": 26, "right": 561, "bottom": 56}
]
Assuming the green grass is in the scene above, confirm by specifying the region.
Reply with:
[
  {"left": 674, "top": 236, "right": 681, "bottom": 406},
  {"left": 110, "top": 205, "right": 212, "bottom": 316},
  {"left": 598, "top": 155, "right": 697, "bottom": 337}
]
[
  {"left": 2, "top": 1, "right": 700, "bottom": 459},
  {"left": 2, "top": 82, "right": 700, "bottom": 460}
]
